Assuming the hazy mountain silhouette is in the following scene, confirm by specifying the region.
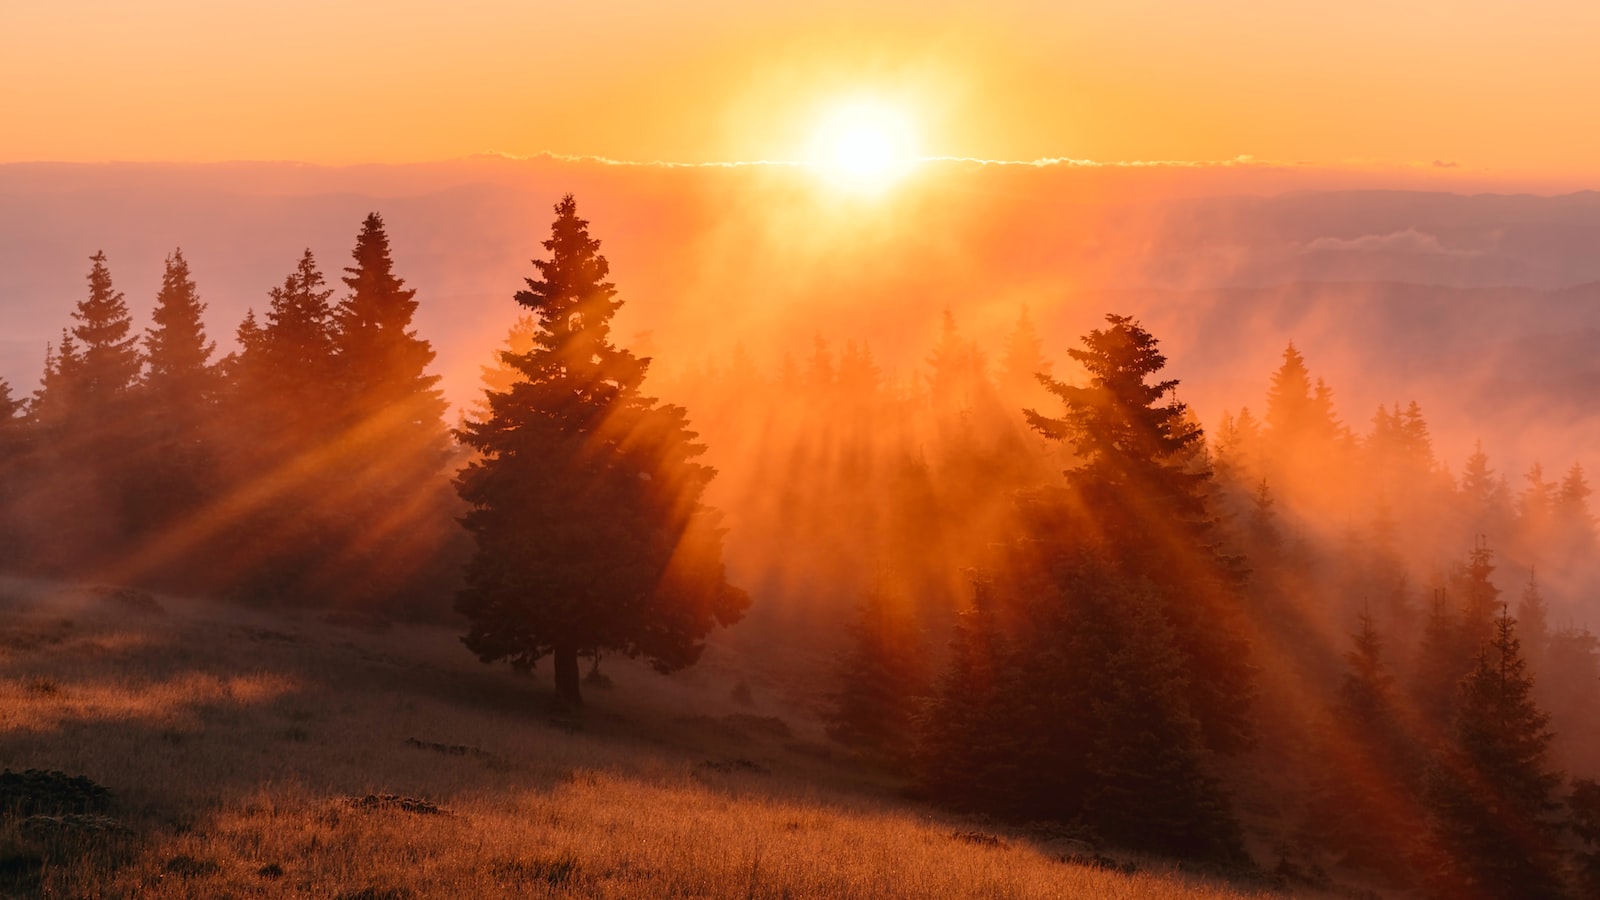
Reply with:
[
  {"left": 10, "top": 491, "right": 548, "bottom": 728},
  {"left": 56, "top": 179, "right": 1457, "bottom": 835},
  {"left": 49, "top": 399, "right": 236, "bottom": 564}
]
[{"left": 4, "top": 159, "right": 1599, "bottom": 474}]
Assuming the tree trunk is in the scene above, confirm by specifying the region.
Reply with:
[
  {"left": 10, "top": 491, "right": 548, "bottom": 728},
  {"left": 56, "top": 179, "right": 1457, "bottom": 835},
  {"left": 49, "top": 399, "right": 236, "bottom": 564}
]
[{"left": 553, "top": 642, "right": 582, "bottom": 707}]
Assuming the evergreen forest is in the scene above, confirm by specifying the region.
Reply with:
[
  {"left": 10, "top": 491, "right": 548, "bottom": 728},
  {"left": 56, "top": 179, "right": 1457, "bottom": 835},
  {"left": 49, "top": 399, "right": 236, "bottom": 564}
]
[{"left": 4, "top": 196, "right": 1600, "bottom": 899}]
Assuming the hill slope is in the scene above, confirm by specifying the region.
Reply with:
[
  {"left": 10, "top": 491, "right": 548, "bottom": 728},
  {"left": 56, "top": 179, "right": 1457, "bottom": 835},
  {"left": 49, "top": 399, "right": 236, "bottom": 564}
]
[{"left": 0, "top": 577, "right": 1283, "bottom": 898}]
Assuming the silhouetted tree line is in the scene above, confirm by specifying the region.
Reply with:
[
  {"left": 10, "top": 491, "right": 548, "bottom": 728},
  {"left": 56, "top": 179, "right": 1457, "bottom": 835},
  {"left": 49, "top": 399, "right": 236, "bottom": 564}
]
[
  {"left": 7, "top": 196, "right": 1600, "bottom": 894},
  {"left": 641, "top": 280, "right": 1600, "bottom": 887},
  {"left": 0, "top": 215, "right": 460, "bottom": 614}
]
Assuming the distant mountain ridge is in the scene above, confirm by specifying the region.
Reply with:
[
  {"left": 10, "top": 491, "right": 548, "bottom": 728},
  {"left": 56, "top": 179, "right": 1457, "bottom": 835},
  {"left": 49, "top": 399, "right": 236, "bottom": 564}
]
[{"left": 2, "top": 160, "right": 1598, "bottom": 474}]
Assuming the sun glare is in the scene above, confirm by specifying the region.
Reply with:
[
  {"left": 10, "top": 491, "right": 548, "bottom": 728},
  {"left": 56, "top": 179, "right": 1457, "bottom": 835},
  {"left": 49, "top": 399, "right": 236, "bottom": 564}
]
[{"left": 806, "top": 100, "right": 919, "bottom": 193}]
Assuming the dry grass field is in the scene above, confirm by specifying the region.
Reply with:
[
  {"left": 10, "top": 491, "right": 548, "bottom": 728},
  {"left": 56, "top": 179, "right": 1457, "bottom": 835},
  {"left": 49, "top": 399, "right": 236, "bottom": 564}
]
[{"left": 0, "top": 576, "right": 1293, "bottom": 898}]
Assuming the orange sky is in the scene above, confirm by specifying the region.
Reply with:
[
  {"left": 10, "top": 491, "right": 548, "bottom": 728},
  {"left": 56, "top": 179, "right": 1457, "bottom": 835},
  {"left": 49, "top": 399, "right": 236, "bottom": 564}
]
[{"left": 3, "top": 1, "right": 1599, "bottom": 183}]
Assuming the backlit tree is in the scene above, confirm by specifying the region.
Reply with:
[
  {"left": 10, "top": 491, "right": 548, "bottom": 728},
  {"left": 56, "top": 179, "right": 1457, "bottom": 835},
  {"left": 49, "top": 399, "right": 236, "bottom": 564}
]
[{"left": 455, "top": 195, "right": 748, "bottom": 706}]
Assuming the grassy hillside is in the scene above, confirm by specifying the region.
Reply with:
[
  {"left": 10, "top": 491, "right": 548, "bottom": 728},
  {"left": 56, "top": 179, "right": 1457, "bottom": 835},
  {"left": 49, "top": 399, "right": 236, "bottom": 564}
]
[{"left": 0, "top": 577, "right": 1292, "bottom": 898}]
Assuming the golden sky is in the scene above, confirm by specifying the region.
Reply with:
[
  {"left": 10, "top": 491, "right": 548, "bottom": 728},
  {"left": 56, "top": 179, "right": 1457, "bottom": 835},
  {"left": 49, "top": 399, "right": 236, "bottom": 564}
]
[{"left": 3, "top": 1, "right": 1599, "bottom": 182}]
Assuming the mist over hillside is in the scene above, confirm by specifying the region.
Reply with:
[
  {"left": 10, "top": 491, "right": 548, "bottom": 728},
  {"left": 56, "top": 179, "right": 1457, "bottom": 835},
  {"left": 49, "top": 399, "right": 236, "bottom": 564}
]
[{"left": 3, "top": 158, "right": 1598, "bottom": 475}]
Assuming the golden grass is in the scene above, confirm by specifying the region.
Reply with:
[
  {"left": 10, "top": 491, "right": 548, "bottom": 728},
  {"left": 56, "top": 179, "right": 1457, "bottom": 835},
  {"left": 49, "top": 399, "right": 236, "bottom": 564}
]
[{"left": 0, "top": 576, "right": 1279, "bottom": 898}]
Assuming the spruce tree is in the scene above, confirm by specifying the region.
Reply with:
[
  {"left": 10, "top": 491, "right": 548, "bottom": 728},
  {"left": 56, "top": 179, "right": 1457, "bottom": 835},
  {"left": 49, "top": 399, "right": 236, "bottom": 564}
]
[
  {"left": 38, "top": 253, "right": 143, "bottom": 553},
  {"left": 71, "top": 251, "right": 142, "bottom": 407},
  {"left": 1456, "top": 536, "right": 1501, "bottom": 646},
  {"left": 1570, "top": 778, "right": 1600, "bottom": 895},
  {"left": 144, "top": 249, "right": 216, "bottom": 401},
  {"left": 1517, "top": 569, "right": 1550, "bottom": 670},
  {"left": 213, "top": 252, "right": 342, "bottom": 601},
  {"left": 0, "top": 379, "right": 24, "bottom": 565},
  {"left": 31, "top": 332, "right": 82, "bottom": 427},
  {"left": 334, "top": 212, "right": 448, "bottom": 452},
  {"left": 1080, "top": 574, "right": 1244, "bottom": 861},
  {"left": 915, "top": 576, "right": 1011, "bottom": 811},
  {"left": 1517, "top": 462, "right": 1556, "bottom": 556},
  {"left": 251, "top": 248, "right": 339, "bottom": 443},
  {"left": 826, "top": 582, "right": 930, "bottom": 758},
  {"left": 455, "top": 195, "right": 748, "bottom": 706},
  {"left": 1025, "top": 313, "right": 1254, "bottom": 754},
  {"left": 1416, "top": 588, "right": 1463, "bottom": 725},
  {"left": 1306, "top": 611, "right": 1421, "bottom": 880},
  {"left": 134, "top": 248, "right": 220, "bottom": 536},
  {"left": 0, "top": 380, "right": 21, "bottom": 423},
  {"left": 1264, "top": 342, "right": 1314, "bottom": 438},
  {"left": 469, "top": 314, "right": 539, "bottom": 425},
  {"left": 998, "top": 305, "right": 1051, "bottom": 407},
  {"left": 1460, "top": 439, "right": 1514, "bottom": 544},
  {"left": 1426, "top": 609, "right": 1566, "bottom": 899},
  {"left": 1554, "top": 463, "right": 1596, "bottom": 563}
]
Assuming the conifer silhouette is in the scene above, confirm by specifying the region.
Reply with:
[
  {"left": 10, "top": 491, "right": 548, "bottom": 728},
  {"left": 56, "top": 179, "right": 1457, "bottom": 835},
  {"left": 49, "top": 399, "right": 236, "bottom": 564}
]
[{"left": 455, "top": 195, "right": 747, "bottom": 706}]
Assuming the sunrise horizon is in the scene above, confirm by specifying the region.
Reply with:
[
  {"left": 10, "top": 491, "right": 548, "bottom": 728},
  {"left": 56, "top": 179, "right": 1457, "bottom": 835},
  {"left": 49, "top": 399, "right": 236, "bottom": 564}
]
[{"left": 6, "top": 3, "right": 1600, "bottom": 897}]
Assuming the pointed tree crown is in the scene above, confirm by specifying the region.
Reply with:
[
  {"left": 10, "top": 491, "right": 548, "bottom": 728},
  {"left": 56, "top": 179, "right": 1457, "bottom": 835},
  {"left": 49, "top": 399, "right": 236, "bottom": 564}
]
[
  {"left": 145, "top": 248, "right": 216, "bottom": 397},
  {"left": 336, "top": 212, "right": 441, "bottom": 408},
  {"left": 1027, "top": 313, "right": 1203, "bottom": 495},
  {"left": 262, "top": 248, "right": 337, "bottom": 371},
  {"left": 72, "top": 250, "right": 142, "bottom": 402},
  {"left": 512, "top": 194, "right": 637, "bottom": 390}
]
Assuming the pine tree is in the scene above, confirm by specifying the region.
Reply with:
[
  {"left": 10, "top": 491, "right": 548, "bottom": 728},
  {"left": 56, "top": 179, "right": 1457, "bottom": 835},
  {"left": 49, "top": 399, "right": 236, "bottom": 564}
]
[
  {"left": 1517, "top": 462, "right": 1556, "bottom": 556},
  {"left": 0, "top": 378, "right": 25, "bottom": 565},
  {"left": 1259, "top": 344, "right": 1348, "bottom": 514},
  {"left": 1264, "top": 342, "right": 1313, "bottom": 437},
  {"left": 1415, "top": 588, "right": 1463, "bottom": 725},
  {"left": 71, "top": 251, "right": 142, "bottom": 407},
  {"left": 133, "top": 248, "right": 220, "bottom": 536},
  {"left": 1025, "top": 313, "right": 1208, "bottom": 526},
  {"left": 1426, "top": 610, "right": 1566, "bottom": 899},
  {"left": 144, "top": 248, "right": 216, "bottom": 401},
  {"left": 835, "top": 340, "right": 881, "bottom": 401},
  {"left": 252, "top": 248, "right": 340, "bottom": 442},
  {"left": 1248, "top": 477, "right": 1282, "bottom": 558},
  {"left": 211, "top": 252, "right": 344, "bottom": 601},
  {"left": 0, "top": 380, "right": 21, "bottom": 423},
  {"left": 34, "top": 253, "right": 141, "bottom": 437},
  {"left": 805, "top": 334, "right": 835, "bottom": 394},
  {"left": 1554, "top": 463, "right": 1596, "bottom": 561},
  {"left": 33, "top": 253, "right": 144, "bottom": 552},
  {"left": 1456, "top": 535, "right": 1501, "bottom": 645},
  {"left": 31, "top": 333, "right": 82, "bottom": 426},
  {"left": 334, "top": 212, "right": 448, "bottom": 452},
  {"left": 1517, "top": 569, "right": 1550, "bottom": 670},
  {"left": 1460, "top": 439, "right": 1513, "bottom": 544},
  {"left": 455, "top": 195, "right": 748, "bottom": 706},
  {"left": 1570, "top": 778, "right": 1600, "bottom": 895},
  {"left": 915, "top": 575, "right": 1012, "bottom": 811},
  {"left": 1025, "top": 313, "right": 1254, "bottom": 755},
  {"left": 1306, "top": 611, "right": 1422, "bottom": 879},
  {"left": 1080, "top": 575, "right": 1245, "bottom": 861},
  {"left": 927, "top": 308, "right": 986, "bottom": 415},
  {"left": 468, "top": 314, "right": 539, "bottom": 427},
  {"left": 998, "top": 305, "right": 1051, "bottom": 407},
  {"left": 1211, "top": 406, "right": 1262, "bottom": 489},
  {"left": 825, "top": 581, "right": 930, "bottom": 757}
]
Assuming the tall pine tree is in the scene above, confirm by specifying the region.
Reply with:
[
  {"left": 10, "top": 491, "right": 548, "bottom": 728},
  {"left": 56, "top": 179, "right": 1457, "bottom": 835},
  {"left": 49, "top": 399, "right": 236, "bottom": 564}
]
[
  {"left": 1025, "top": 313, "right": 1254, "bottom": 754},
  {"left": 1425, "top": 609, "right": 1566, "bottom": 899},
  {"left": 32, "top": 252, "right": 143, "bottom": 556},
  {"left": 334, "top": 212, "right": 448, "bottom": 455},
  {"left": 132, "top": 248, "right": 220, "bottom": 538},
  {"left": 455, "top": 195, "right": 748, "bottom": 706}
]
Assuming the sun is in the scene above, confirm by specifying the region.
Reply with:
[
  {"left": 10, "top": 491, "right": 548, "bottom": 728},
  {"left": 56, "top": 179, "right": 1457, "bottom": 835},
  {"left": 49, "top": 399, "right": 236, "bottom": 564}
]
[{"left": 806, "top": 99, "right": 919, "bottom": 192}]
